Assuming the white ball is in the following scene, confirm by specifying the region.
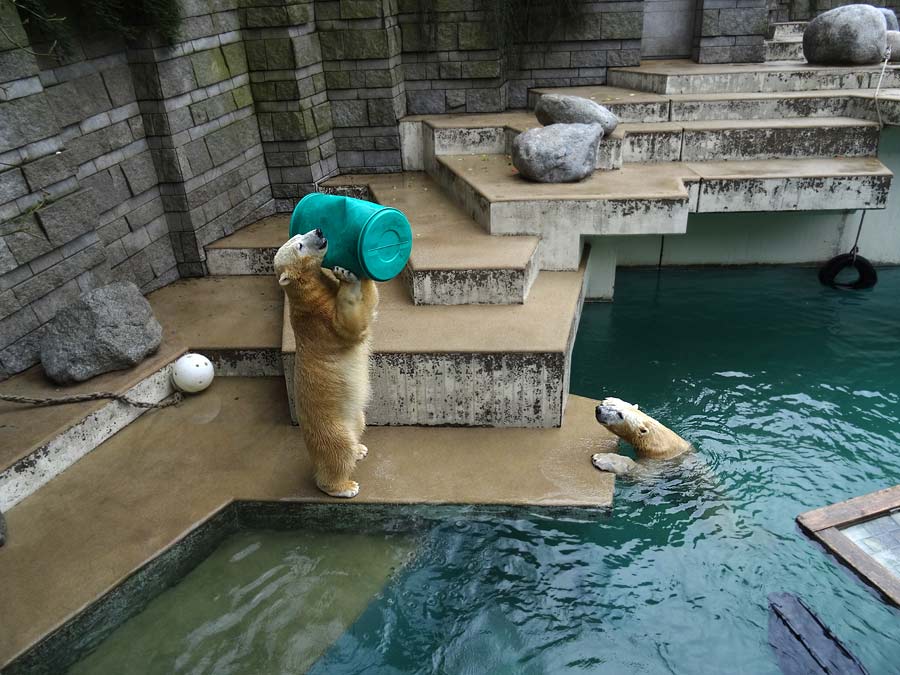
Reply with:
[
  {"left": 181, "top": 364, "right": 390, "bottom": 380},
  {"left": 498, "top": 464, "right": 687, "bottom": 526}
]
[{"left": 172, "top": 353, "right": 214, "bottom": 393}]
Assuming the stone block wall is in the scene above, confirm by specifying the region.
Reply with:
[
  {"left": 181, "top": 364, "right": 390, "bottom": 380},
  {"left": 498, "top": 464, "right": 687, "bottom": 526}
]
[
  {"left": 693, "top": 0, "right": 767, "bottom": 63},
  {"left": 398, "top": 0, "right": 643, "bottom": 114},
  {"left": 320, "top": 0, "right": 406, "bottom": 174},
  {"left": 0, "top": 0, "right": 273, "bottom": 378},
  {"left": 243, "top": 0, "right": 338, "bottom": 209}
]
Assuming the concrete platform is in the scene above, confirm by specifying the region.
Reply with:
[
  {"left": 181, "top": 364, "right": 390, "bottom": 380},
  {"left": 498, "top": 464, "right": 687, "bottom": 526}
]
[
  {"left": 0, "top": 377, "right": 617, "bottom": 669},
  {"left": 606, "top": 59, "right": 900, "bottom": 95},
  {"left": 0, "top": 276, "right": 283, "bottom": 510},
  {"left": 323, "top": 173, "right": 540, "bottom": 305},
  {"left": 282, "top": 258, "right": 587, "bottom": 427}
]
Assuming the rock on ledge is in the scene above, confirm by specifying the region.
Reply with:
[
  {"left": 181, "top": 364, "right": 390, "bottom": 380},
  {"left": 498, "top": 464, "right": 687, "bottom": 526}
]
[
  {"left": 40, "top": 281, "right": 163, "bottom": 384},
  {"left": 535, "top": 94, "right": 619, "bottom": 135},
  {"left": 512, "top": 123, "right": 605, "bottom": 183},
  {"left": 803, "top": 4, "right": 888, "bottom": 65}
]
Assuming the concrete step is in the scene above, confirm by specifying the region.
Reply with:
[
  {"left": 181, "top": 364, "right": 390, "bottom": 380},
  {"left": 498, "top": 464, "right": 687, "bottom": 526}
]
[
  {"left": 607, "top": 58, "right": 900, "bottom": 95},
  {"left": 323, "top": 173, "right": 540, "bottom": 305},
  {"left": 410, "top": 110, "right": 878, "bottom": 174},
  {"left": 766, "top": 40, "right": 805, "bottom": 62},
  {"left": 770, "top": 21, "right": 806, "bottom": 40},
  {"left": 282, "top": 258, "right": 587, "bottom": 427},
  {"left": 205, "top": 214, "right": 288, "bottom": 275},
  {"left": 524, "top": 85, "right": 886, "bottom": 123},
  {"left": 431, "top": 153, "right": 891, "bottom": 270},
  {"left": 524, "top": 85, "right": 671, "bottom": 122}
]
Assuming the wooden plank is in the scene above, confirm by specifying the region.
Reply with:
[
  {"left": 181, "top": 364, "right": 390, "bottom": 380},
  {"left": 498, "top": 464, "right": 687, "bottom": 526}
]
[
  {"left": 797, "top": 485, "right": 900, "bottom": 532},
  {"left": 817, "top": 527, "right": 900, "bottom": 606},
  {"left": 768, "top": 592, "right": 868, "bottom": 675}
]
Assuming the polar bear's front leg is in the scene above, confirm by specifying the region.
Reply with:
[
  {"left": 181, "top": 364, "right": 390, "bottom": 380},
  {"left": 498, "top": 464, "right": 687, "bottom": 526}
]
[
  {"left": 332, "top": 267, "right": 377, "bottom": 340},
  {"left": 592, "top": 453, "right": 637, "bottom": 476}
]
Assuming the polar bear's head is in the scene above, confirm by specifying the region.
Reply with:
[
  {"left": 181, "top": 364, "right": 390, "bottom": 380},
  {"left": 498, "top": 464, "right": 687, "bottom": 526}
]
[
  {"left": 595, "top": 397, "right": 648, "bottom": 437},
  {"left": 274, "top": 229, "right": 328, "bottom": 288}
]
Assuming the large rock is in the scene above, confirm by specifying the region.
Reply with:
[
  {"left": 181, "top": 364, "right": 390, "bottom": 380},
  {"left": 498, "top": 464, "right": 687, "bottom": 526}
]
[
  {"left": 40, "top": 282, "right": 162, "bottom": 384},
  {"left": 888, "top": 30, "right": 900, "bottom": 60},
  {"left": 879, "top": 7, "right": 899, "bottom": 32},
  {"left": 512, "top": 123, "right": 604, "bottom": 183},
  {"left": 803, "top": 5, "right": 888, "bottom": 65},
  {"left": 534, "top": 94, "right": 619, "bottom": 135}
]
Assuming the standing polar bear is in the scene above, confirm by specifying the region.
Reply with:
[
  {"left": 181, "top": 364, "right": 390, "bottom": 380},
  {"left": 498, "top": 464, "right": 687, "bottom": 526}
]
[
  {"left": 592, "top": 397, "right": 692, "bottom": 475},
  {"left": 275, "top": 229, "right": 379, "bottom": 498}
]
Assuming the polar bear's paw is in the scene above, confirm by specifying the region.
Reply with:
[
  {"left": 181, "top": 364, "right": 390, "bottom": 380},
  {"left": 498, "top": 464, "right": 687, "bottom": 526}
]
[
  {"left": 591, "top": 453, "right": 637, "bottom": 476},
  {"left": 354, "top": 443, "right": 369, "bottom": 461},
  {"left": 318, "top": 480, "right": 360, "bottom": 499},
  {"left": 332, "top": 266, "right": 358, "bottom": 283}
]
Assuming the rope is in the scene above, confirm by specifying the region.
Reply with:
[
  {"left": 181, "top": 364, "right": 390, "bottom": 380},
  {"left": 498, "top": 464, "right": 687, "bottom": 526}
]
[
  {"left": 874, "top": 46, "right": 891, "bottom": 129},
  {"left": 0, "top": 391, "right": 183, "bottom": 409},
  {"left": 849, "top": 210, "right": 867, "bottom": 263}
]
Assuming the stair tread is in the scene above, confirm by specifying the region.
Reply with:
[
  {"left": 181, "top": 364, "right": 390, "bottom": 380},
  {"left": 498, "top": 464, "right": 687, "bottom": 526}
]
[
  {"left": 206, "top": 214, "right": 288, "bottom": 249},
  {"left": 323, "top": 173, "right": 539, "bottom": 272},
  {"left": 610, "top": 58, "right": 896, "bottom": 77},
  {"left": 439, "top": 153, "right": 890, "bottom": 204},
  {"left": 282, "top": 261, "right": 585, "bottom": 356}
]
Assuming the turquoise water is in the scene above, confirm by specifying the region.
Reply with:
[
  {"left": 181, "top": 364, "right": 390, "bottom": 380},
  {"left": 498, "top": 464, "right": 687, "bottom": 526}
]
[{"left": 70, "top": 267, "right": 900, "bottom": 674}]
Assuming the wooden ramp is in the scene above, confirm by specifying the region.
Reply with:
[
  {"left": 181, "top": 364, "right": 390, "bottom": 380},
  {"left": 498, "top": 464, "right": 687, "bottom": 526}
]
[
  {"left": 768, "top": 592, "right": 867, "bottom": 675},
  {"left": 798, "top": 485, "right": 900, "bottom": 606}
]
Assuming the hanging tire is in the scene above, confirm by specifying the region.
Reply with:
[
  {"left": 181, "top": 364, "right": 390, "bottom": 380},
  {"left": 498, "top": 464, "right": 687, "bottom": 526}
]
[{"left": 818, "top": 253, "right": 878, "bottom": 289}]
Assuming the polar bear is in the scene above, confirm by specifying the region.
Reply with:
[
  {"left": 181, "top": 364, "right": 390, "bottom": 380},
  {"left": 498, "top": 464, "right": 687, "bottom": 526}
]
[
  {"left": 275, "top": 229, "right": 379, "bottom": 498},
  {"left": 591, "top": 397, "right": 692, "bottom": 475}
]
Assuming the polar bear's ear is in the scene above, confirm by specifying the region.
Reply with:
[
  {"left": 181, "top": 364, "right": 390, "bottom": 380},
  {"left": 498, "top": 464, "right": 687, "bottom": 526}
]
[
  {"left": 638, "top": 426, "right": 649, "bottom": 434},
  {"left": 278, "top": 272, "right": 291, "bottom": 287},
  {"left": 633, "top": 404, "right": 640, "bottom": 410}
]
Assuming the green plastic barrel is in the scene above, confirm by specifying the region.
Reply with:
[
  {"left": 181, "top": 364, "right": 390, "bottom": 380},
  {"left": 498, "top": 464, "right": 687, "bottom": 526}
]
[{"left": 288, "top": 193, "right": 412, "bottom": 282}]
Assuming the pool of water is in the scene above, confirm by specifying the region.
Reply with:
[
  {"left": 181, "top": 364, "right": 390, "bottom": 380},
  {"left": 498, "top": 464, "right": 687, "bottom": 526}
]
[{"left": 70, "top": 267, "right": 900, "bottom": 674}]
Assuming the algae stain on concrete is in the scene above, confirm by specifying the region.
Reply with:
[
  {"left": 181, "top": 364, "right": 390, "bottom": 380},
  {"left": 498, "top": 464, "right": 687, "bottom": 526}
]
[{"left": 68, "top": 530, "right": 416, "bottom": 675}]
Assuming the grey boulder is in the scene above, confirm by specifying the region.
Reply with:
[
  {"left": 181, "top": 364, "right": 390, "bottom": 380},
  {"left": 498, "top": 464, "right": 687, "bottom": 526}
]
[
  {"left": 888, "top": 30, "right": 900, "bottom": 60},
  {"left": 40, "top": 281, "right": 163, "bottom": 384},
  {"left": 512, "top": 123, "right": 604, "bottom": 183},
  {"left": 880, "top": 7, "right": 899, "bottom": 31},
  {"left": 534, "top": 94, "right": 619, "bottom": 135},
  {"left": 803, "top": 4, "right": 888, "bottom": 65}
]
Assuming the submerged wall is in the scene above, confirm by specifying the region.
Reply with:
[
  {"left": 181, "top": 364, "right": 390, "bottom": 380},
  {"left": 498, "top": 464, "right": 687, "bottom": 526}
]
[{"left": 586, "top": 127, "right": 900, "bottom": 299}]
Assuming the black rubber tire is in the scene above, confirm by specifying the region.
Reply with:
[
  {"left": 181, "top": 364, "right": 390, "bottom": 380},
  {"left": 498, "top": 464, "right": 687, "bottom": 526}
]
[{"left": 818, "top": 253, "right": 878, "bottom": 289}]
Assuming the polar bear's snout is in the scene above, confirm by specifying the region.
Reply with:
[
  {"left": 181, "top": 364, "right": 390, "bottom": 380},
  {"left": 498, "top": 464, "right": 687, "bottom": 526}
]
[{"left": 595, "top": 404, "right": 624, "bottom": 426}]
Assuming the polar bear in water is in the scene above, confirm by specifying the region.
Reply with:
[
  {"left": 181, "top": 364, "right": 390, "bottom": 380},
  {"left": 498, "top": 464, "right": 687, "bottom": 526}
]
[{"left": 591, "top": 397, "right": 692, "bottom": 475}]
